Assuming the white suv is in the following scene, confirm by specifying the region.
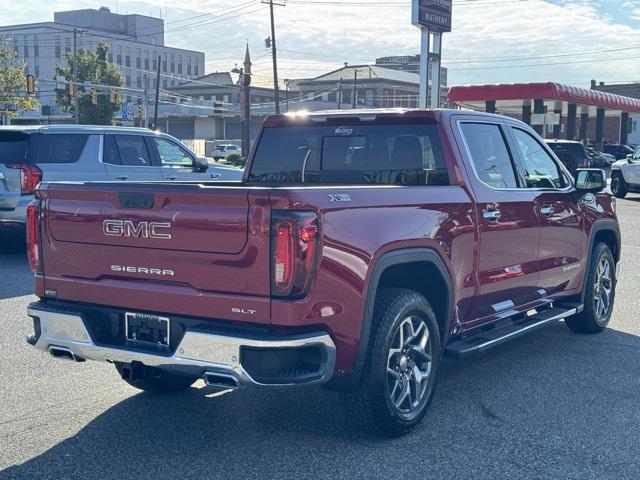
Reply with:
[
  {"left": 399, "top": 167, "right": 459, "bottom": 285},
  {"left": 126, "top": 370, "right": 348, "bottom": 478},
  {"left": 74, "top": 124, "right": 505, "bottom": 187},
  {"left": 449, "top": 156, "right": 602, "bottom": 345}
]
[
  {"left": 0, "top": 125, "right": 243, "bottom": 249},
  {"left": 212, "top": 144, "right": 240, "bottom": 160},
  {"left": 611, "top": 146, "right": 640, "bottom": 198}
]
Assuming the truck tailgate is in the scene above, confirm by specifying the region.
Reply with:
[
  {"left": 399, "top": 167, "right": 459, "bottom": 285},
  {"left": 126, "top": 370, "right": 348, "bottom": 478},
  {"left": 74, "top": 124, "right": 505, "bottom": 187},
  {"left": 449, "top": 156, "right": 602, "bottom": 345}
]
[{"left": 38, "top": 182, "right": 272, "bottom": 324}]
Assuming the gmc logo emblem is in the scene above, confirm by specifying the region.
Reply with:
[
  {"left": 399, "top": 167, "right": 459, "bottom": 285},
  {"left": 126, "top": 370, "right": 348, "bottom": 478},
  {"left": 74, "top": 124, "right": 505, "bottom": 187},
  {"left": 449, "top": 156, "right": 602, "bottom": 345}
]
[{"left": 103, "top": 220, "right": 172, "bottom": 240}]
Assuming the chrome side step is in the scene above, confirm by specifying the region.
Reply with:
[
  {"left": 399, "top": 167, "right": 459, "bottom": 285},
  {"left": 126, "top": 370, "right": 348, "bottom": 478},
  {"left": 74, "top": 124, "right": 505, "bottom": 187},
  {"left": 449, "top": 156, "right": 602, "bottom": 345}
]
[{"left": 444, "top": 305, "right": 581, "bottom": 359}]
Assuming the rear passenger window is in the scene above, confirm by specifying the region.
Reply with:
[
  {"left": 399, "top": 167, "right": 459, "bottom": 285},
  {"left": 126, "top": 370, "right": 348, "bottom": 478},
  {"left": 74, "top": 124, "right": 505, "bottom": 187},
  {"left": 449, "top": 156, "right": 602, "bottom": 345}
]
[
  {"left": 460, "top": 123, "right": 518, "bottom": 189},
  {"left": 102, "top": 135, "right": 121, "bottom": 165},
  {"left": 114, "top": 135, "right": 152, "bottom": 167},
  {"left": 512, "top": 128, "right": 566, "bottom": 189},
  {"left": 36, "top": 134, "right": 88, "bottom": 164}
]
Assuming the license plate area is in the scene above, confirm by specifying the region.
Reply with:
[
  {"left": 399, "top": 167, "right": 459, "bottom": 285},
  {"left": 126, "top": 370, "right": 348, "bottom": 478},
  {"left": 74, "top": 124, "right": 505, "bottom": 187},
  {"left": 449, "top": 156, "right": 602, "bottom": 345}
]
[{"left": 125, "top": 312, "right": 170, "bottom": 352}]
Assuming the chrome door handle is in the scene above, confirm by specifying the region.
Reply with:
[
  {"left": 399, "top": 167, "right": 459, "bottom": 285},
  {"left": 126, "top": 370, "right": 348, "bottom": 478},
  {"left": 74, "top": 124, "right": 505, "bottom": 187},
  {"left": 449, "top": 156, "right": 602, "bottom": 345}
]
[
  {"left": 165, "top": 176, "right": 177, "bottom": 181},
  {"left": 115, "top": 175, "right": 128, "bottom": 180},
  {"left": 210, "top": 173, "right": 222, "bottom": 179},
  {"left": 483, "top": 209, "right": 501, "bottom": 221},
  {"left": 540, "top": 206, "right": 555, "bottom": 216}
]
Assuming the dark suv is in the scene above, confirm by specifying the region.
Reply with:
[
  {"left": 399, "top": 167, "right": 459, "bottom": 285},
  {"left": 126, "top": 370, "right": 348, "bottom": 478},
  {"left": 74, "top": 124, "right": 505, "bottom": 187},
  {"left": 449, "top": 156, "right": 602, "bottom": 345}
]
[
  {"left": 604, "top": 143, "right": 635, "bottom": 160},
  {"left": 545, "top": 139, "right": 590, "bottom": 175}
]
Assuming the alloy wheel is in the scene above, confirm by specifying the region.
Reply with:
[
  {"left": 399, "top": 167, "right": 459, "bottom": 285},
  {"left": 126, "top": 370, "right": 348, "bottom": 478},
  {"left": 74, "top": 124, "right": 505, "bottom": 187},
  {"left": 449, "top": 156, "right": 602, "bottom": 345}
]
[
  {"left": 593, "top": 257, "right": 613, "bottom": 321},
  {"left": 386, "top": 316, "right": 433, "bottom": 415}
]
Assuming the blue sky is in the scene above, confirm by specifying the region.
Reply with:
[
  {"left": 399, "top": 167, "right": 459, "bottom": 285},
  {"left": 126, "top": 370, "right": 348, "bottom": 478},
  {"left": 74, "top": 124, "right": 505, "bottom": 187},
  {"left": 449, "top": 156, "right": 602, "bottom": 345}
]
[{"left": 2, "top": 0, "right": 639, "bottom": 88}]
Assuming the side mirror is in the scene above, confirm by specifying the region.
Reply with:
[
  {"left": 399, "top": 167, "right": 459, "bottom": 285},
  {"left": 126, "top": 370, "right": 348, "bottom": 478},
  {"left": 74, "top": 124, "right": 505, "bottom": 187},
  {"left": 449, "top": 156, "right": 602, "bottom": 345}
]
[
  {"left": 627, "top": 154, "right": 634, "bottom": 163},
  {"left": 194, "top": 156, "right": 209, "bottom": 172},
  {"left": 576, "top": 169, "right": 606, "bottom": 193}
]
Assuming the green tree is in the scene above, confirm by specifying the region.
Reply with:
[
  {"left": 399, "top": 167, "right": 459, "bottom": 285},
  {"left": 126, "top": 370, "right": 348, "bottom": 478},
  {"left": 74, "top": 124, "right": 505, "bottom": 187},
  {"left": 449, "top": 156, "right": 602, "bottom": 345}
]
[
  {"left": 0, "top": 38, "right": 39, "bottom": 118},
  {"left": 55, "top": 42, "right": 123, "bottom": 125}
]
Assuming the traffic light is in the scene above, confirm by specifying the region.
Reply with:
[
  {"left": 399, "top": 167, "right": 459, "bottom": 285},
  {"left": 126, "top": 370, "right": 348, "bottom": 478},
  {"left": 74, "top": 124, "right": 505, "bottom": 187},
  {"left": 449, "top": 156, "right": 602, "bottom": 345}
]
[
  {"left": 214, "top": 102, "right": 223, "bottom": 114},
  {"left": 265, "top": 37, "right": 272, "bottom": 49},
  {"left": 66, "top": 82, "right": 76, "bottom": 98},
  {"left": 25, "top": 75, "right": 35, "bottom": 95},
  {"left": 110, "top": 90, "right": 118, "bottom": 103},
  {"left": 90, "top": 88, "right": 98, "bottom": 105}
]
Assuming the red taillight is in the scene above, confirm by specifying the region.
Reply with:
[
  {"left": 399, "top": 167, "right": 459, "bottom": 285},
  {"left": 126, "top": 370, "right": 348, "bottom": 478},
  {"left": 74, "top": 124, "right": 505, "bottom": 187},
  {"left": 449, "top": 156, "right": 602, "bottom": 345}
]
[
  {"left": 26, "top": 203, "right": 40, "bottom": 273},
  {"left": 272, "top": 212, "right": 320, "bottom": 297},
  {"left": 274, "top": 222, "right": 294, "bottom": 289},
  {"left": 7, "top": 164, "right": 42, "bottom": 194}
]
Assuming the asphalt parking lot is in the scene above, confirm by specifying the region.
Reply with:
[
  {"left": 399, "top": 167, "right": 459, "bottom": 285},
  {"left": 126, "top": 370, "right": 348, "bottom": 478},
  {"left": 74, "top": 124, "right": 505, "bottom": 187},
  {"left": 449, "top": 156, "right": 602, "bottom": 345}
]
[{"left": 1, "top": 198, "right": 639, "bottom": 480}]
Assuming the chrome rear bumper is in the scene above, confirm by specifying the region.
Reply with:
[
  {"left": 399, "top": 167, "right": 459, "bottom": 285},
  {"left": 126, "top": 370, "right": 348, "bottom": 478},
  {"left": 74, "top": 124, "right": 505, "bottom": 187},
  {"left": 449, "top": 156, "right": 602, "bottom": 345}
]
[{"left": 27, "top": 305, "right": 336, "bottom": 388}]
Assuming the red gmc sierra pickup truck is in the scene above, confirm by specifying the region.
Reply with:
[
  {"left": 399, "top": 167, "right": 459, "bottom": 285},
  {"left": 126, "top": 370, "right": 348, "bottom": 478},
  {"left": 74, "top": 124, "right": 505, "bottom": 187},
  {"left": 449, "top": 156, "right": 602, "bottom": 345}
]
[{"left": 25, "top": 109, "right": 620, "bottom": 436}]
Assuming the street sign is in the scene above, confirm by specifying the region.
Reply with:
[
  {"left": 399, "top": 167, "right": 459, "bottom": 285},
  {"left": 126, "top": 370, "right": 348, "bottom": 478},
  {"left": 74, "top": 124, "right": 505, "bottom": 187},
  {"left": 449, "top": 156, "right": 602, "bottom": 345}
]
[
  {"left": 412, "top": 0, "right": 452, "bottom": 32},
  {"left": 531, "top": 113, "right": 560, "bottom": 126},
  {"left": 120, "top": 104, "right": 128, "bottom": 120}
]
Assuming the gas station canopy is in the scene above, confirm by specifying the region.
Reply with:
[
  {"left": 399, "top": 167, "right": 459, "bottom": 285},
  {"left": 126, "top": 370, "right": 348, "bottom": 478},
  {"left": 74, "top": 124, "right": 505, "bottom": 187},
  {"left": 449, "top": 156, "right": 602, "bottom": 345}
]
[
  {"left": 448, "top": 82, "right": 640, "bottom": 114},
  {"left": 447, "top": 82, "right": 640, "bottom": 144}
]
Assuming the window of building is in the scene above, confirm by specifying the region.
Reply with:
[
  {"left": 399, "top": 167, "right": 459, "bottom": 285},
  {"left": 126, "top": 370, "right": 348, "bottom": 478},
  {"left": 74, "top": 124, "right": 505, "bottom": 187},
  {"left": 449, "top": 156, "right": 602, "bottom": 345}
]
[
  {"left": 177, "top": 55, "right": 182, "bottom": 74},
  {"left": 125, "top": 47, "right": 131, "bottom": 67},
  {"left": 163, "top": 79, "right": 167, "bottom": 89},
  {"left": 64, "top": 37, "right": 71, "bottom": 54},
  {"left": 33, "top": 35, "right": 38, "bottom": 57},
  {"left": 34, "top": 65, "right": 39, "bottom": 77},
  {"left": 136, "top": 56, "right": 141, "bottom": 69},
  {"left": 136, "top": 76, "right": 142, "bottom": 88},
  {"left": 460, "top": 123, "right": 518, "bottom": 189},
  {"left": 13, "top": 36, "right": 19, "bottom": 55},
  {"left": 144, "top": 51, "right": 149, "bottom": 70},
  {"left": 187, "top": 57, "right": 192, "bottom": 76},
  {"left": 55, "top": 36, "right": 61, "bottom": 58},
  {"left": 126, "top": 75, "right": 131, "bottom": 87},
  {"left": 152, "top": 54, "right": 157, "bottom": 71},
  {"left": 170, "top": 53, "right": 175, "bottom": 73}
]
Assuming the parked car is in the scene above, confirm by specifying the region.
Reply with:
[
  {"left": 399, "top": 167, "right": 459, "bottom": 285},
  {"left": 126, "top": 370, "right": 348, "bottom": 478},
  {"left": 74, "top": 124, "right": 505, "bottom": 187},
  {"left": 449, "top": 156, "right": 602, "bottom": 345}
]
[
  {"left": 603, "top": 143, "right": 635, "bottom": 160},
  {"left": 26, "top": 109, "right": 620, "bottom": 437},
  {"left": 212, "top": 144, "right": 241, "bottom": 160},
  {"left": 610, "top": 146, "right": 640, "bottom": 198},
  {"left": 545, "top": 140, "right": 590, "bottom": 175},
  {"left": 586, "top": 147, "right": 615, "bottom": 167},
  {"left": 0, "top": 125, "right": 243, "bottom": 245}
]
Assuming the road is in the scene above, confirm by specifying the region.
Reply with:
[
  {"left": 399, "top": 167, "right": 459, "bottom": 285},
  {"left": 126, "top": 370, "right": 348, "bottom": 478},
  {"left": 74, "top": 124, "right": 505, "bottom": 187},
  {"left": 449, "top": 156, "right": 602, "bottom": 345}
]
[{"left": 1, "top": 198, "right": 640, "bottom": 480}]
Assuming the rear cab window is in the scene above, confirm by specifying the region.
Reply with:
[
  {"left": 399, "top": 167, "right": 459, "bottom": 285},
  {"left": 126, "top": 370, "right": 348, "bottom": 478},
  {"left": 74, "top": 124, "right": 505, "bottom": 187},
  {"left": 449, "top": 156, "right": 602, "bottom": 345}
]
[{"left": 247, "top": 123, "right": 450, "bottom": 186}]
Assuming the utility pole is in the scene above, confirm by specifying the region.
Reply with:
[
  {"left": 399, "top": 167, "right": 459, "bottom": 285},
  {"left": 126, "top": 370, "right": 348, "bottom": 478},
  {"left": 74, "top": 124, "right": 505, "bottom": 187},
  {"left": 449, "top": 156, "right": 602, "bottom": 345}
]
[
  {"left": 284, "top": 79, "right": 289, "bottom": 112},
  {"left": 337, "top": 77, "right": 343, "bottom": 110},
  {"left": 72, "top": 28, "right": 86, "bottom": 124},
  {"left": 263, "top": 0, "right": 285, "bottom": 114},
  {"left": 152, "top": 54, "right": 161, "bottom": 129},
  {"left": 142, "top": 73, "right": 149, "bottom": 128},
  {"left": 352, "top": 70, "right": 358, "bottom": 109},
  {"left": 241, "top": 44, "right": 252, "bottom": 158}
]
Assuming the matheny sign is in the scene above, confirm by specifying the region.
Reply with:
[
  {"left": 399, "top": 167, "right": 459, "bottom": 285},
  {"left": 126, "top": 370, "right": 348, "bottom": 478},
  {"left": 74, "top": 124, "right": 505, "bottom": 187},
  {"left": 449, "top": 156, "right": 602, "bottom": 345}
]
[{"left": 412, "top": 0, "right": 452, "bottom": 32}]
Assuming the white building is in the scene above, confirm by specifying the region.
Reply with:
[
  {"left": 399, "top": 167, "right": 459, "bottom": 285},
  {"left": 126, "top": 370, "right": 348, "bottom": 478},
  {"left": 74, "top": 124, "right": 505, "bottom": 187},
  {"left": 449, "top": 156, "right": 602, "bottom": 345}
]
[{"left": 0, "top": 7, "right": 205, "bottom": 121}]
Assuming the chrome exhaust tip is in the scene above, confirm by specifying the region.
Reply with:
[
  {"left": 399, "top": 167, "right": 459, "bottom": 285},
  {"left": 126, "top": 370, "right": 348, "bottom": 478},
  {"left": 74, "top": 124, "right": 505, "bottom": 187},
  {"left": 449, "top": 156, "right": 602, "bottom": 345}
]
[
  {"left": 203, "top": 371, "right": 239, "bottom": 390},
  {"left": 48, "top": 346, "right": 83, "bottom": 362}
]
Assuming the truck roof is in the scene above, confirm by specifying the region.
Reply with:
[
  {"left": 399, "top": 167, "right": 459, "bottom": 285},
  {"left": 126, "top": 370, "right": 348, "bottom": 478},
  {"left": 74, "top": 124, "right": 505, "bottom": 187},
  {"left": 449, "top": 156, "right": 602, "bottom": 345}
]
[{"left": 262, "top": 108, "right": 510, "bottom": 127}]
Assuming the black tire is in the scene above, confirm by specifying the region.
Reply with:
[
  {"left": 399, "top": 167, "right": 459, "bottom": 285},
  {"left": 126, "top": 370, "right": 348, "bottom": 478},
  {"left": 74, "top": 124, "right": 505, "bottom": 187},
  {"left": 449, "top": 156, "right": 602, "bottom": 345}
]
[
  {"left": 344, "top": 288, "right": 441, "bottom": 437},
  {"left": 566, "top": 242, "right": 616, "bottom": 334},
  {"left": 115, "top": 364, "right": 196, "bottom": 393},
  {"left": 611, "top": 173, "right": 628, "bottom": 198}
]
